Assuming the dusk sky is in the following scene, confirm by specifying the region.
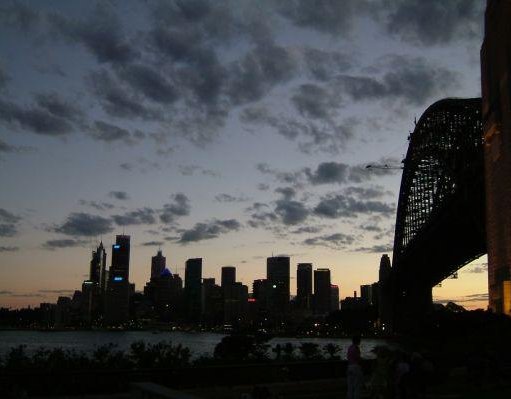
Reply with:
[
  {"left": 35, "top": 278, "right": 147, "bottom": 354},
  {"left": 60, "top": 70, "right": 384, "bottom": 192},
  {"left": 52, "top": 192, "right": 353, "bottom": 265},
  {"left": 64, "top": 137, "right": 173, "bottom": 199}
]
[{"left": 0, "top": 0, "right": 489, "bottom": 309}]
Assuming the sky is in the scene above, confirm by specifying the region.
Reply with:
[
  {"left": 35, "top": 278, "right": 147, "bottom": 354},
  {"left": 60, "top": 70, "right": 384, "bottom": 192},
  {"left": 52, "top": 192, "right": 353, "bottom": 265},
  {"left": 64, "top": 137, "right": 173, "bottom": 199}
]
[{"left": 0, "top": 0, "right": 489, "bottom": 310}]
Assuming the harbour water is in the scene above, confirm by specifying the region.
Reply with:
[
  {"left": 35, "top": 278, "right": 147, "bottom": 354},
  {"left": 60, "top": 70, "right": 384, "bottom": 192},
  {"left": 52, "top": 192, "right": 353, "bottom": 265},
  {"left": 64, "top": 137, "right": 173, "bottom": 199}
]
[{"left": 0, "top": 330, "right": 391, "bottom": 359}]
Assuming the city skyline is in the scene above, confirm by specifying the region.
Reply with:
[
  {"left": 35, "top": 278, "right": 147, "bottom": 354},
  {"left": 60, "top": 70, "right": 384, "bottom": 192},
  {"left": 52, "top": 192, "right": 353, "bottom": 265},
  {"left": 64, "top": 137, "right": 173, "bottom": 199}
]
[{"left": 0, "top": 1, "right": 488, "bottom": 310}]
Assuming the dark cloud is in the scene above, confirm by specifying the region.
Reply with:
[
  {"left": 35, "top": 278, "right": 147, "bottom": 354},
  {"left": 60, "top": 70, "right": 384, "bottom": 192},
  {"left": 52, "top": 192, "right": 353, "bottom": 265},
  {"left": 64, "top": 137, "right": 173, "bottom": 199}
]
[
  {"left": 303, "top": 232, "right": 355, "bottom": 249},
  {"left": 0, "top": 208, "right": 21, "bottom": 224},
  {"left": 34, "top": 92, "right": 83, "bottom": 122},
  {"left": 256, "top": 163, "right": 303, "bottom": 185},
  {"left": 435, "top": 293, "right": 488, "bottom": 305},
  {"left": 464, "top": 263, "right": 488, "bottom": 274},
  {"left": 344, "top": 186, "right": 390, "bottom": 200},
  {"left": 301, "top": 48, "right": 352, "bottom": 81},
  {"left": 0, "top": 139, "right": 19, "bottom": 154},
  {"left": 88, "top": 69, "right": 162, "bottom": 120},
  {"left": 118, "top": 64, "right": 177, "bottom": 104},
  {"left": 0, "top": 246, "right": 19, "bottom": 252},
  {"left": 0, "top": 290, "right": 13, "bottom": 295},
  {"left": 348, "top": 158, "right": 401, "bottom": 183},
  {"left": 257, "top": 183, "right": 270, "bottom": 191},
  {"left": 384, "top": 0, "right": 484, "bottom": 46},
  {"left": 49, "top": 5, "right": 136, "bottom": 64},
  {"left": 178, "top": 218, "right": 241, "bottom": 243},
  {"left": 305, "top": 162, "right": 349, "bottom": 185},
  {"left": 276, "top": 0, "right": 365, "bottom": 36},
  {"left": 314, "top": 194, "right": 395, "bottom": 219},
  {"left": 291, "top": 225, "right": 324, "bottom": 234},
  {"left": 0, "top": 98, "right": 74, "bottom": 137},
  {"left": 0, "top": 1, "right": 40, "bottom": 32},
  {"left": 227, "top": 43, "right": 296, "bottom": 105},
  {"left": 78, "top": 200, "right": 115, "bottom": 211},
  {"left": 141, "top": 241, "right": 164, "bottom": 247},
  {"left": 353, "top": 244, "right": 393, "bottom": 253},
  {"left": 0, "top": 208, "right": 21, "bottom": 237},
  {"left": 215, "top": 193, "right": 249, "bottom": 203},
  {"left": 178, "top": 165, "right": 219, "bottom": 177},
  {"left": 337, "top": 56, "right": 459, "bottom": 106},
  {"left": 109, "top": 191, "right": 130, "bottom": 201},
  {"left": 275, "top": 187, "right": 296, "bottom": 200},
  {"left": 241, "top": 106, "right": 355, "bottom": 154},
  {"left": 91, "top": 121, "right": 135, "bottom": 144},
  {"left": 0, "top": 224, "right": 18, "bottom": 237},
  {"left": 38, "top": 289, "right": 75, "bottom": 294},
  {"left": 112, "top": 208, "right": 157, "bottom": 226},
  {"left": 275, "top": 198, "right": 309, "bottom": 225},
  {"left": 0, "top": 65, "right": 8, "bottom": 91},
  {"left": 42, "top": 239, "right": 84, "bottom": 250},
  {"left": 160, "top": 193, "right": 191, "bottom": 224},
  {"left": 53, "top": 212, "right": 114, "bottom": 237},
  {"left": 291, "top": 83, "right": 338, "bottom": 119},
  {"left": 246, "top": 202, "right": 278, "bottom": 229}
]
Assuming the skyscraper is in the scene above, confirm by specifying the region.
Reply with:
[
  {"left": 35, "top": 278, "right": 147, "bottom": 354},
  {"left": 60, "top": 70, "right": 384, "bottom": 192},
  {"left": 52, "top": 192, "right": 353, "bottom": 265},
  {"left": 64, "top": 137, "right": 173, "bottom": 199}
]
[
  {"left": 330, "top": 284, "right": 340, "bottom": 311},
  {"left": 360, "top": 284, "right": 372, "bottom": 305},
  {"left": 297, "top": 263, "right": 313, "bottom": 309},
  {"left": 89, "top": 242, "right": 107, "bottom": 289},
  {"left": 267, "top": 256, "right": 290, "bottom": 315},
  {"left": 185, "top": 258, "right": 202, "bottom": 321},
  {"left": 481, "top": 0, "right": 511, "bottom": 315},
  {"left": 151, "top": 250, "right": 166, "bottom": 279},
  {"left": 314, "top": 268, "right": 331, "bottom": 315},
  {"left": 221, "top": 266, "right": 236, "bottom": 288},
  {"left": 110, "top": 235, "right": 130, "bottom": 281},
  {"left": 105, "top": 235, "right": 131, "bottom": 325}
]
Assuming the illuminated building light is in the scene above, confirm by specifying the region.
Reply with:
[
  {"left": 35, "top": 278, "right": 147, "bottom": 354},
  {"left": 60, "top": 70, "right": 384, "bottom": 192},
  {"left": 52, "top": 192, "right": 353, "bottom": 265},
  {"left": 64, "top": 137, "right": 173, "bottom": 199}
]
[
  {"left": 113, "top": 245, "right": 120, "bottom": 249},
  {"left": 114, "top": 276, "right": 123, "bottom": 281}
]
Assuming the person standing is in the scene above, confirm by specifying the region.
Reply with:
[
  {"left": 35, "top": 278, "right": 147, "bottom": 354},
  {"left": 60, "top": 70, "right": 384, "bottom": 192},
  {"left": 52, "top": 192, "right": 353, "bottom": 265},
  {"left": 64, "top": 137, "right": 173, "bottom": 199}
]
[{"left": 347, "top": 335, "right": 363, "bottom": 399}]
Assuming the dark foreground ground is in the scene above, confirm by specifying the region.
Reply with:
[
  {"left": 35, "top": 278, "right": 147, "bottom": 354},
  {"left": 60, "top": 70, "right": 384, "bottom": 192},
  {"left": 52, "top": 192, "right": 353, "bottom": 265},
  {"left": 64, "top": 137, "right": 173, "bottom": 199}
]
[{"left": 4, "top": 309, "right": 511, "bottom": 398}]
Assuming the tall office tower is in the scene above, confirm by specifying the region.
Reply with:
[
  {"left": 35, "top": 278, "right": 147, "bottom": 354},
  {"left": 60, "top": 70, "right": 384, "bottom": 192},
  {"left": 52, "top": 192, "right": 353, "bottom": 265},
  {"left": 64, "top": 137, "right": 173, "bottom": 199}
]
[
  {"left": 481, "top": 0, "right": 511, "bottom": 315},
  {"left": 330, "top": 285, "right": 340, "bottom": 311},
  {"left": 185, "top": 258, "right": 202, "bottom": 321},
  {"left": 105, "top": 235, "right": 131, "bottom": 325},
  {"left": 313, "top": 268, "right": 331, "bottom": 315},
  {"left": 221, "top": 266, "right": 236, "bottom": 288},
  {"left": 89, "top": 242, "right": 107, "bottom": 287},
  {"left": 267, "top": 256, "right": 290, "bottom": 315},
  {"left": 378, "top": 254, "right": 393, "bottom": 328},
  {"left": 110, "top": 235, "right": 131, "bottom": 280},
  {"left": 296, "top": 263, "right": 313, "bottom": 309},
  {"left": 360, "top": 284, "right": 372, "bottom": 305},
  {"left": 202, "top": 279, "right": 223, "bottom": 325},
  {"left": 151, "top": 250, "right": 166, "bottom": 279},
  {"left": 224, "top": 282, "right": 249, "bottom": 324}
]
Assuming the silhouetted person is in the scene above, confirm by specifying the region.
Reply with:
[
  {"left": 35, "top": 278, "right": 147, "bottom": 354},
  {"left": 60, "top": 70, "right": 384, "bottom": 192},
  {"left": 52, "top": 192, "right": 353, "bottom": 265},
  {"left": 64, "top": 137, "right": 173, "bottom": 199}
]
[{"left": 347, "top": 335, "right": 363, "bottom": 399}]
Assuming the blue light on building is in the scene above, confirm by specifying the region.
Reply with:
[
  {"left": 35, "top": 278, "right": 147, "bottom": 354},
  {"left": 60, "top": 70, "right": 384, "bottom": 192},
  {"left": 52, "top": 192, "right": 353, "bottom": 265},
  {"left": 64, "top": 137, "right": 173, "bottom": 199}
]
[
  {"left": 113, "top": 245, "right": 120, "bottom": 249},
  {"left": 114, "top": 276, "right": 123, "bottom": 281}
]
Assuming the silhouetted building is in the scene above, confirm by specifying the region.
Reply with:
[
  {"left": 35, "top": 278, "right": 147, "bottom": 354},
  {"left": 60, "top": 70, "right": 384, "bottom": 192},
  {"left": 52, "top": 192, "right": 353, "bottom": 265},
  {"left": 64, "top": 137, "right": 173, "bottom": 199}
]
[
  {"left": 267, "top": 256, "right": 290, "bottom": 317},
  {"left": 185, "top": 258, "right": 202, "bottom": 321},
  {"left": 224, "top": 282, "right": 248, "bottom": 324},
  {"left": 314, "top": 268, "right": 331, "bottom": 315},
  {"left": 81, "top": 280, "right": 99, "bottom": 324},
  {"left": 360, "top": 284, "right": 372, "bottom": 305},
  {"left": 297, "top": 263, "right": 313, "bottom": 309},
  {"left": 331, "top": 284, "right": 339, "bottom": 311},
  {"left": 151, "top": 250, "right": 166, "bottom": 279},
  {"left": 89, "top": 241, "right": 107, "bottom": 289},
  {"left": 105, "top": 235, "right": 131, "bottom": 325},
  {"left": 378, "top": 254, "right": 392, "bottom": 328},
  {"left": 202, "top": 278, "right": 223, "bottom": 325},
  {"left": 481, "top": 0, "right": 511, "bottom": 315},
  {"left": 221, "top": 266, "right": 236, "bottom": 288}
]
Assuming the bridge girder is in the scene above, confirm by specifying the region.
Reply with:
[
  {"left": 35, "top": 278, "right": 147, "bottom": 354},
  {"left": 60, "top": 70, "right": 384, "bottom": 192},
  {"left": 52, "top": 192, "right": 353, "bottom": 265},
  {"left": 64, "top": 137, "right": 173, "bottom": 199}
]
[{"left": 392, "top": 98, "right": 486, "bottom": 288}]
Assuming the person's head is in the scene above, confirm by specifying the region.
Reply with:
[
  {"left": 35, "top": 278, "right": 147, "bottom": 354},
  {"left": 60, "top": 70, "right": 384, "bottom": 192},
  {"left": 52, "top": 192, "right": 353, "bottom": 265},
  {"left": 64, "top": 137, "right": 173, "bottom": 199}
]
[{"left": 352, "top": 335, "right": 361, "bottom": 345}]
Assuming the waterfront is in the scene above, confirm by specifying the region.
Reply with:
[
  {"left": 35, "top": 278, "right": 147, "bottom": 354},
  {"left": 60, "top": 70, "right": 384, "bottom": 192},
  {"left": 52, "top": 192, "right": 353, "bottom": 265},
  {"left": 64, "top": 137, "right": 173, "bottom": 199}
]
[{"left": 0, "top": 330, "right": 389, "bottom": 359}]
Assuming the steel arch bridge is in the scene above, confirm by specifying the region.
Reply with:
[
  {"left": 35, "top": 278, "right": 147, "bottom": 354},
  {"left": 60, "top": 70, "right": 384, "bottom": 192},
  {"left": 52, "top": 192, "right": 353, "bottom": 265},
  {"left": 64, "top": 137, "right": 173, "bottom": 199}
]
[{"left": 391, "top": 98, "right": 486, "bottom": 296}]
